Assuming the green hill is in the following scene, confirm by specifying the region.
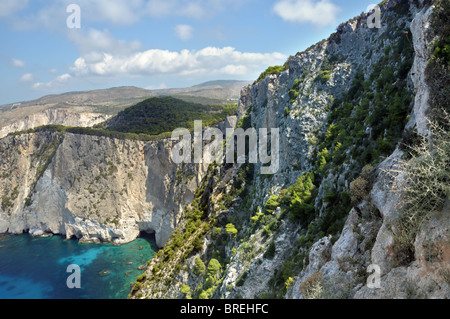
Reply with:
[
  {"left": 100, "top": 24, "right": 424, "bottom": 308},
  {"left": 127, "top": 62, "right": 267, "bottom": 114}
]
[{"left": 107, "top": 96, "right": 237, "bottom": 136}]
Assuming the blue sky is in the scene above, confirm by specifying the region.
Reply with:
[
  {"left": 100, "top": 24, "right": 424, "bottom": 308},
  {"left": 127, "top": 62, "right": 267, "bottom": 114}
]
[{"left": 0, "top": 0, "right": 377, "bottom": 105}]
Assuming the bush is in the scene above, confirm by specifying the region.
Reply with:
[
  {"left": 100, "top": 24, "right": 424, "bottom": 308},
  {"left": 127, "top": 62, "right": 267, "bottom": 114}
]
[
  {"left": 263, "top": 241, "right": 276, "bottom": 259},
  {"left": 300, "top": 272, "right": 323, "bottom": 299},
  {"left": 430, "top": 0, "right": 450, "bottom": 65},
  {"left": 236, "top": 271, "right": 248, "bottom": 287},
  {"left": 180, "top": 284, "right": 191, "bottom": 294},
  {"left": 255, "top": 65, "right": 286, "bottom": 84},
  {"left": 207, "top": 259, "right": 222, "bottom": 279},
  {"left": 316, "top": 70, "right": 331, "bottom": 84},
  {"left": 289, "top": 79, "right": 301, "bottom": 103},
  {"left": 389, "top": 114, "right": 450, "bottom": 265},
  {"left": 225, "top": 223, "right": 238, "bottom": 237},
  {"left": 286, "top": 173, "right": 316, "bottom": 223},
  {"left": 349, "top": 165, "right": 375, "bottom": 205},
  {"left": 194, "top": 257, "right": 206, "bottom": 275},
  {"left": 264, "top": 195, "right": 280, "bottom": 213}
]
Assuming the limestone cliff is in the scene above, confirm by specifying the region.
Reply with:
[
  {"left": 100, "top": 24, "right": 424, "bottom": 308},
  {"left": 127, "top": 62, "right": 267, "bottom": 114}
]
[
  {"left": 0, "top": 108, "right": 112, "bottom": 139},
  {"left": 131, "top": 0, "right": 449, "bottom": 299},
  {"left": 0, "top": 131, "right": 204, "bottom": 247}
]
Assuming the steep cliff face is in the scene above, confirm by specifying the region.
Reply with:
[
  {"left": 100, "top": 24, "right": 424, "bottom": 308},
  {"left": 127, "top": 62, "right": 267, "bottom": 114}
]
[
  {"left": 131, "top": 0, "right": 448, "bottom": 299},
  {"left": 0, "top": 110, "right": 239, "bottom": 247},
  {"left": 0, "top": 108, "right": 112, "bottom": 139},
  {"left": 0, "top": 131, "right": 206, "bottom": 247}
]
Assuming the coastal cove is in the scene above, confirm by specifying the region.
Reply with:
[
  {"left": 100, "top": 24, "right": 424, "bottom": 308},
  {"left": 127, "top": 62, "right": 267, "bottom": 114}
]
[{"left": 0, "top": 233, "right": 157, "bottom": 299}]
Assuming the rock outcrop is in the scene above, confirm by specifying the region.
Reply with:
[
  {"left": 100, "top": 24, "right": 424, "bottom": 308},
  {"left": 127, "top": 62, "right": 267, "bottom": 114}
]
[
  {"left": 0, "top": 119, "right": 236, "bottom": 247},
  {"left": 0, "top": 108, "right": 112, "bottom": 139},
  {"left": 131, "top": 0, "right": 448, "bottom": 300}
]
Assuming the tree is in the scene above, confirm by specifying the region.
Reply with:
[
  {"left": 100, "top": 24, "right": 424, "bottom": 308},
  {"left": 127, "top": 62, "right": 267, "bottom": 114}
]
[
  {"left": 207, "top": 259, "right": 222, "bottom": 279},
  {"left": 225, "top": 223, "right": 238, "bottom": 237},
  {"left": 194, "top": 257, "right": 205, "bottom": 275}
]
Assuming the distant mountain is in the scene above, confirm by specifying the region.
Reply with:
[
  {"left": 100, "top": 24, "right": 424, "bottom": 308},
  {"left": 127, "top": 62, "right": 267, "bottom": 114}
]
[
  {"left": 153, "top": 80, "right": 251, "bottom": 100},
  {"left": 191, "top": 80, "right": 252, "bottom": 88},
  {"left": 0, "top": 80, "right": 248, "bottom": 136}
]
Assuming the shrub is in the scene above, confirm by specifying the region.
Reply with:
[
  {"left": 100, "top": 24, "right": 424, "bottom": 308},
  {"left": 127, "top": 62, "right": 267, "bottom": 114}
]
[
  {"left": 285, "top": 277, "right": 294, "bottom": 291},
  {"left": 316, "top": 70, "right": 331, "bottom": 84},
  {"left": 236, "top": 270, "right": 248, "bottom": 287},
  {"left": 289, "top": 79, "right": 301, "bottom": 103},
  {"left": 225, "top": 223, "right": 238, "bottom": 237},
  {"left": 264, "top": 195, "right": 280, "bottom": 213},
  {"left": 426, "top": 0, "right": 450, "bottom": 125},
  {"left": 430, "top": 0, "right": 450, "bottom": 64},
  {"left": 207, "top": 259, "right": 222, "bottom": 279},
  {"left": 263, "top": 241, "right": 276, "bottom": 259},
  {"left": 287, "top": 173, "right": 316, "bottom": 222},
  {"left": 300, "top": 272, "right": 323, "bottom": 299},
  {"left": 255, "top": 65, "right": 286, "bottom": 84},
  {"left": 349, "top": 165, "right": 375, "bottom": 205},
  {"left": 180, "top": 284, "right": 191, "bottom": 294},
  {"left": 388, "top": 115, "right": 450, "bottom": 265},
  {"left": 194, "top": 257, "right": 206, "bottom": 275}
]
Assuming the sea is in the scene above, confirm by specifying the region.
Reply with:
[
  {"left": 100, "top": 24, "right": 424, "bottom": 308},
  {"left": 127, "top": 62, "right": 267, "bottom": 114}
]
[{"left": 0, "top": 233, "right": 157, "bottom": 299}]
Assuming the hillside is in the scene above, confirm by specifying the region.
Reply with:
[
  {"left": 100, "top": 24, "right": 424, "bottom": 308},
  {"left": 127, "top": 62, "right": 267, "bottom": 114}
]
[
  {"left": 0, "top": 0, "right": 448, "bottom": 301},
  {"left": 0, "top": 81, "right": 248, "bottom": 138},
  {"left": 129, "top": 0, "right": 449, "bottom": 299},
  {"left": 106, "top": 96, "right": 237, "bottom": 136}
]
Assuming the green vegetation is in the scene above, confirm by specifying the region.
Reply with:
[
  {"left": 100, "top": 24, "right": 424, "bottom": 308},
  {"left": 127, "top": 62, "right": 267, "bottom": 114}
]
[
  {"left": 426, "top": 0, "right": 450, "bottom": 125},
  {"left": 237, "top": 104, "right": 252, "bottom": 130},
  {"left": 316, "top": 70, "right": 331, "bottom": 84},
  {"left": 8, "top": 97, "right": 238, "bottom": 143},
  {"left": 390, "top": 115, "right": 449, "bottom": 265},
  {"left": 255, "top": 65, "right": 287, "bottom": 84},
  {"left": 109, "top": 96, "right": 237, "bottom": 136},
  {"left": 263, "top": 241, "right": 276, "bottom": 259},
  {"left": 289, "top": 79, "right": 301, "bottom": 103},
  {"left": 129, "top": 1, "right": 422, "bottom": 300},
  {"left": 300, "top": 272, "right": 324, "bottom": 299},
  {"left": 197, "top": 258, "right": 223, "bottom": 299},
  {"left": 1, "top": 195, "right": 13, "bottom": 211},
  {"left": 225, "top": 223, "right": 238, "bottom": 237},
  {"left": 194, "top": 257, "right": 206, "bottom": 275},
  {"left": 266, "top": 172, "right": 317, "bottom": 224},
  {"left": 129, "top": 163, "right": 219, "bottom": 298}
]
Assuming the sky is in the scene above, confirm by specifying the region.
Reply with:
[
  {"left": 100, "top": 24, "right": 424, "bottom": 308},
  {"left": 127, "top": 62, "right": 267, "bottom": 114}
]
[{"left": 0, "top": 0, "right": 377, "bottom": 105}]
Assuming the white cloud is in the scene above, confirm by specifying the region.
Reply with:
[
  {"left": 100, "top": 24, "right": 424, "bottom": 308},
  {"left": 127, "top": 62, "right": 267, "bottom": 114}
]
[
  {"left": 8, "top": 0, "right": 145, "bottom": 30},
  {"left": 68, "top": 28, "right": 142, "bottom": 56},
  {"left": 19, "top": 73, "right": 34, "bottom": 82},
  {"left": 68, "top": 46, "right": 286, "bottom": 79},
  {"left": 273, "top": 0, "right": 341, "bottom": 27},
  {"left": 146, "top": 0, "right": 248, "bottom": 19},
  {"left": 179, "top": 2, "right": 205, "bottom": 19},
  {"left": 84, "top": 0, "right": 144, "bottom": 25},
  {"left": 174, "top": 24, "right": 194, "bottom": 41},
  {"left": 33, "top": 73, "right": 72, "bottom": 90},
  {"left": 11, "top": 58, "right": 25, "bottom": 67},
  {"left": 0, "top": 0, "right": 28, "bottom": 18},
  {"left": 145, "top": 0, "right": 177, "bottom": 17}
]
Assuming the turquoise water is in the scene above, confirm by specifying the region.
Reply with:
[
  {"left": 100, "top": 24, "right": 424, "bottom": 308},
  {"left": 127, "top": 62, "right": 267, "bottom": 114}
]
[{"left": 0, "top": 233, "right": 157, "bottom": 299}]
